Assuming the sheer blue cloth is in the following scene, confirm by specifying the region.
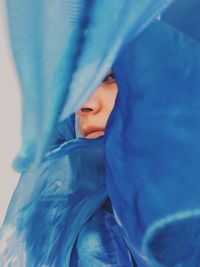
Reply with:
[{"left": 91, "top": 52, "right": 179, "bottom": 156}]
[
  {"left": 6, "top": 0, "right": 173, "bottom": 172},
  {"left": 2, "top": 0, "right": 200, "bottom": 266}
]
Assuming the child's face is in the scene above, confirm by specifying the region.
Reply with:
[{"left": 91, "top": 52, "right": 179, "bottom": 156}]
[{"left": 76, "top": 70, "right": 118, "bottom": 138}]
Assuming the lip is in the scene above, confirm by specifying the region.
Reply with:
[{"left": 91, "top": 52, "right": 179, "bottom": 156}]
[{"left": 83, "top": 126, "right": 105, "bottom": 138}]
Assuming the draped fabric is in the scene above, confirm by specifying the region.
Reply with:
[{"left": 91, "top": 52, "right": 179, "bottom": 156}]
[
  {"left": 5, "top": 0, "right": 173, "bottom": 172},
  {"left": 0, "top": 137, "right": 108, "bottom": 266},
  {"left": 2, "top": 0, "right": 200, "bottom": 266},
  {"left": 106, "top": 9, "right": 200, "bottom": 267}
]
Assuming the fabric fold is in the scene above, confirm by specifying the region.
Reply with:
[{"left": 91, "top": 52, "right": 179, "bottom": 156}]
[
  {"left": 105, "top": 20, "right": 200, "bottom": 266},
  {"left": 0, "top": 137, "right": 107, "bottom": 266},
  {"left": 5, "top": 0, "right": 174, "bottom": 172}
]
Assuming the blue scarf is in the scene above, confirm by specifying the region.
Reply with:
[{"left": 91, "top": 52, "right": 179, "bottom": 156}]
[{"left": 2, "top": 1, "right": 200, "bottom": 266}]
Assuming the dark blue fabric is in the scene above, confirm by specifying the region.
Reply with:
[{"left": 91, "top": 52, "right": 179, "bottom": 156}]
[
  {"left": 162, "top": 0, "right": 200, "bottom": 43},
  {"left": 3, "top": 1, "right": 200, "bottom": 267},
  {"left": 70, "top": 207, "right": 133, "bottom": 267},
  {"left": 105, "top": 20, "right": 200, "bottom": 266}
]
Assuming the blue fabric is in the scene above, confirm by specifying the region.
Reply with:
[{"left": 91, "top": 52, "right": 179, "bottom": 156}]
[
  {"left": 1, "top": 137, "right": 108, "bottom": 266},
  {"left": 70, "top": 207, "right": 133, "bottom": 267},
  {"left": 4, "top": 1, "right": 200, "bottom": 267},
  {"left": 5, "top": 0, "right": 173, "bottom": 172},
  {"left": 162, "top": 0, "right": 200, "bottom": 43},
  {"left": 0, "top": 136, "right": 135, "bottom": 266},
  {"left": 106, "top": 20, "right": 200, "bottom": 266}
]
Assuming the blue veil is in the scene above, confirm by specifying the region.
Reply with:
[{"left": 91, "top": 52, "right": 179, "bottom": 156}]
[
  {"left": 2, "top": 0, "right": 200, "bottom": 266},
  {"left": 6, "top": 0, "right": 173, "bottom": 172}
]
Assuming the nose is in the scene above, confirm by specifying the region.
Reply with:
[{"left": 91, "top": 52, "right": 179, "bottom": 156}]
[{"left": 76, "top": 93, "right": 101, "bottom": 116}]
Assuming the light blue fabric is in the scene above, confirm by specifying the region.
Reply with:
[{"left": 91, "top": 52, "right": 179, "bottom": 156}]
[
  {"left": 1, "top": 137, "right": 108, "bottom": 266},
  {"left": 5, "top": 0, "right": 173, "bottom": 172},
  {"left": 3, "top": 1, "right": 200, "bottom": 266}
]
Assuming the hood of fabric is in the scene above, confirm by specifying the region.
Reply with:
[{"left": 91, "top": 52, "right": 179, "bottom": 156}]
[
  {"left": 105, "top": 18, "right": 200, "bottom": 266},
  {"left": 4, "top": 1, "right": 200, "bottom": 266}
]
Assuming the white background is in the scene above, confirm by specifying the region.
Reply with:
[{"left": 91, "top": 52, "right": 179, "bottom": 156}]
[{"left": 0, "top": 2, "right": 21, "bottom": 226}]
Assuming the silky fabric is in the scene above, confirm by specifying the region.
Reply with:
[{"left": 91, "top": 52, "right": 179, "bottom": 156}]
[
  {"left": 1, "top": 136, "right": 133, "bottom": 266},
  {"left": 2, "top": 1, "right": 200, "bottom": 267},
  {"left": 106, "top": 20, "right": 200, "bottom": 266},
  {"left": 70, "top": 205, "right": 133, "bottom": 267},
  {"left": 5, "top": 0, "right": 173, "bottom": 172}
]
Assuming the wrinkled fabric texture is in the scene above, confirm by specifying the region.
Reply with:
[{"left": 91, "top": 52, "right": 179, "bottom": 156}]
[
  {"left": 2, "top": 0, "right": 200, "bottom": 266},
  {"left": 5, "top": 0, "right": 173, "bottom": 172},
  {"left": 1, "top": 137, "right": 134, "bottom": 267},
  {"left": 70, "top": 205, "right": 133, "bottom": 267},
  {"left": 1, "top": 137, "right": 108, "bottom": 266}
]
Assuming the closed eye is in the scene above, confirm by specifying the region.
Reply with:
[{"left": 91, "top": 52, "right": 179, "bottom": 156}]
[{"left": 102, "top": 72, "right": 115, "bottom": 83}]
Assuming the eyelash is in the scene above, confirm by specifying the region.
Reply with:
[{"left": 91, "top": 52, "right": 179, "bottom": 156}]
[{"left": 102, "top": 73, "right": 115, "bottom": 83}]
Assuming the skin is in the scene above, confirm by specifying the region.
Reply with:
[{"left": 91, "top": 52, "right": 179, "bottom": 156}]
[{"left": 76, "top": 70, "right": 118, "bottom": 138}]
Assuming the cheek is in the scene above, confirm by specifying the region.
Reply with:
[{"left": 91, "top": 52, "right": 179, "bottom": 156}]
[{"left": 105, "top": 85, "right": 118, "bottom": 112}]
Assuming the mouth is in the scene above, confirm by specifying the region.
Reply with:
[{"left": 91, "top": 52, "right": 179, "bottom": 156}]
[{"left": 83, "top": 126, "right": 105, "bottom": 138}]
